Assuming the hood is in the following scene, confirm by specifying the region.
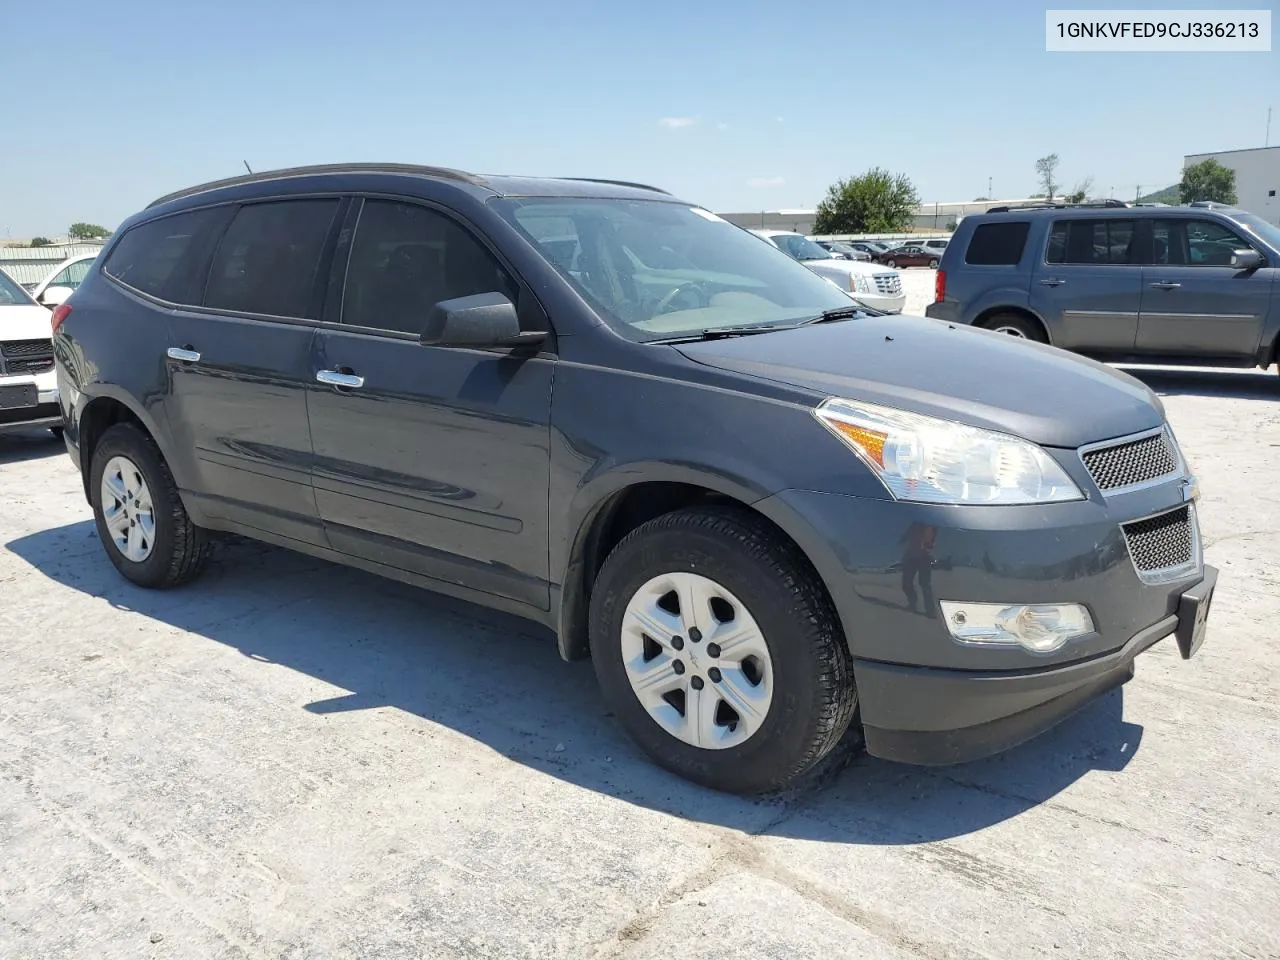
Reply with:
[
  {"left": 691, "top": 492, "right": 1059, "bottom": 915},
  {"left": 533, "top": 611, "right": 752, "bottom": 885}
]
[
  {"left": 675, "top": 314, "right": 1163, "bottom": 449},
  {"left": 0, "top": 304, "right": 54, "bottom": 343},
  {"left": 799, "top": 257, "right": 882, "bottom": 276}
]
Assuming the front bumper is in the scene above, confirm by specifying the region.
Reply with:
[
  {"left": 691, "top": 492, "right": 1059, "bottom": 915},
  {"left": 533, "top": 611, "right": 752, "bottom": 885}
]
[
  {"left": 857, "top": 291, "right": 906, "bottom": 315},
  {"left": 860, "top": 565, "right": 1215, "bottom": 764},
  {"left": 0, "top": 377, "right": 61, "bottom": 434},
  {"left": 755, "top": 473, "right": 1213, "bottom": 765}
]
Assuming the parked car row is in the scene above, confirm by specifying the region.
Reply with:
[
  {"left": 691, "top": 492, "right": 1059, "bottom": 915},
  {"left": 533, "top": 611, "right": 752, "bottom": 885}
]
[{"left": 40, "top": 164, "right": 1216, "bottom": 796}]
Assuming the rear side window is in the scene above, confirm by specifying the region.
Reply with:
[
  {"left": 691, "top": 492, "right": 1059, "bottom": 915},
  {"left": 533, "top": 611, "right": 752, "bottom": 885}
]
[
  {"left": 204, "top": 200, "right": 340, "bottom": 318},
  {"left": 964, "top": 222, "right": 1030, "bottom": 265},
  {"left": 341, "top": 199, "right": 518, "bottom": 334},
  {"left": 104, "top": 208, "right": 226, "bottom": 302},
  {"left": 1046, "top": 219, "right": 1136, "bottom": 265}
]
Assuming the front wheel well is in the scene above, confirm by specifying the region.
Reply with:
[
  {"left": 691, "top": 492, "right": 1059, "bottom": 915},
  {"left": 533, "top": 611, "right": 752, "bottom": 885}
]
[
  {"left": 557, "top": 482, "right": 829, "bottom": 661},
  {"left": 77, "top": 398, "right": 146, "bottom": 502},
  {"left": 974, "top": 306, "right": 1050, "bottom": 343}
]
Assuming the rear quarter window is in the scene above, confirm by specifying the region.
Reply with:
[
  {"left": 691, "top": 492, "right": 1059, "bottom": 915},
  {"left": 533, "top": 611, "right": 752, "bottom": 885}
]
[
  {"left": 103, "top": 207, "right": 228, "bottom": 303},
  {"left": 964, "top": 222, "right": 1030, "bottom": 265}
]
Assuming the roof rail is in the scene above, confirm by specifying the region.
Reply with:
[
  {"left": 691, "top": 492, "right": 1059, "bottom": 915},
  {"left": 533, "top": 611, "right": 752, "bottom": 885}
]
[
  {"left": 986, "top": 198, "right": 1131, "bottom": 213},
  {"left": 556, "top": 177, "right": 673, "bottom": 195},
  {"left": 146, "top": 163, "right": 485, "bottom": 209}
]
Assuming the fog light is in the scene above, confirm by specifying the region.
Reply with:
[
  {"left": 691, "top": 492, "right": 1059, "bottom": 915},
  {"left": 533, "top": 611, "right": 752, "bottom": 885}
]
[{"left": 939, "top": 602, "right": 1095, "bottom": 654}]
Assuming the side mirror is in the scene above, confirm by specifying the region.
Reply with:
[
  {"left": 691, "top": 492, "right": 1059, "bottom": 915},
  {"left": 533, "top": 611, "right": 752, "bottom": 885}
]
[
  {"left": 420, "top": 292, "right": 543, "bottom": 348},
  {"left": 40, "top": 286, "right": 73, "bottom": 308},
  {"left": 1231, "top": 249, "right": 1263, "bottom": 271}
]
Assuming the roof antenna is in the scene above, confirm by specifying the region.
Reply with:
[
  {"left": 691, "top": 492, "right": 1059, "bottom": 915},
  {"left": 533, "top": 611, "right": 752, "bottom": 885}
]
[{"left": 243, "top": 160, "right": 253, "bottom": 174}]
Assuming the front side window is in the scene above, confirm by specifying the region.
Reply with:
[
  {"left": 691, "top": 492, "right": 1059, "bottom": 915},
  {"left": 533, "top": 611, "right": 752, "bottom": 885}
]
[
  {"left": 341, "top": 199, "right": 518, "bottom": 335},
  {"left": 104, "top": 207, "right": 227, "bottom": 303},
  {"left": 494, "top": 199, "right": 856, "bottom": 341},
  {"left": 1154, "top": 219, "right": 1254, "bottom": 266},
  {"left": 1046, "top": 219, "right": 1135, "bottom": 265},
  {"left": 204, "top": 199, "right": 340, "bottom": 318},
  {"left": 49, "top": 258, "right": 95, "bottom": 291}
]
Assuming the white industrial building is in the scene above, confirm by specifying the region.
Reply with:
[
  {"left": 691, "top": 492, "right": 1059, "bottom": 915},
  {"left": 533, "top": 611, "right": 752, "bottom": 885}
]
[{"left": 1184, "top": 145, "right": 1279, "bottom": 225}]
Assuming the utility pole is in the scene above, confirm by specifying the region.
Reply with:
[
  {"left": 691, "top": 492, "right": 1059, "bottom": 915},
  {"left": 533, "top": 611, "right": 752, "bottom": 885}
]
[
  {"left": 1135, "top": 184, "right": 1141, "bottom": 203},
  {"left": 1110, "top": 185, "right": 1115, "bottom": 199},
  {"left": 988, "top": 176, "right": 992, "bottom": 198},
  {"left": 1266, "top": 107, "right": 1272, "bottom": 147}
]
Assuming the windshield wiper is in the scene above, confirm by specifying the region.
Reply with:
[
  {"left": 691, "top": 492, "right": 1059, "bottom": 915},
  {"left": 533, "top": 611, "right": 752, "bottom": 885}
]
[
  {"left": 651, "top": 324, "right": 798, "bottom": 343},
  {"left": 798, "top": 301, "right": 884, "bottom": 325}
]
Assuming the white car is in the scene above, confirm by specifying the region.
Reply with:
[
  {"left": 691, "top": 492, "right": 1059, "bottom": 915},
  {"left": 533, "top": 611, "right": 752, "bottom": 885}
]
[
  {"left": 750, "top": 230, "right": 905, "bottom": 313},
  {"left": 31, "top": 252, "right": 99, "bottom": 307},
  {"left": 0, "top": 269, "right": 61, "bottom": 436}
]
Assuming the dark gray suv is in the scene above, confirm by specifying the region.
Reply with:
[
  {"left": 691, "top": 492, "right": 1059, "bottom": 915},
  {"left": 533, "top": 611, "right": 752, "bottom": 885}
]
[
  {"left": 927, "top": 202, "right": 1280, "bottom": 371},
  {"left": 54, "top": 165, "right": 1216, "bottom": 794}
]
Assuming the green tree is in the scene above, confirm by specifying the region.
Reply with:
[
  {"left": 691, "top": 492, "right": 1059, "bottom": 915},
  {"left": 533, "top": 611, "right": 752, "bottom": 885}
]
[
  {"left": 1035, "top": 154, "right": 1060, "bottom": 200},
  {"left": 1065, "top": 175, "right": 1095, "bottom": 204},
  {"left": 29, "top": 237, "right": 53, "bottom": 247},
  {"left": 812, "top": 168, "right": 920, "bottom": 234},
  {"left": 1179, "top": 159, "right": 1238, "bottom": 205},
  {"left": 68, "top": 222, "right": 110, "bottom": 240}
]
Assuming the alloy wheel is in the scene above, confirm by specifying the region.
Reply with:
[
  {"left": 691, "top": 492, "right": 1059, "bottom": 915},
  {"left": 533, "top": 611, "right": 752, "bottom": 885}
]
[{"left": 100, "top": 455, "right": 157, "bottom": 563}]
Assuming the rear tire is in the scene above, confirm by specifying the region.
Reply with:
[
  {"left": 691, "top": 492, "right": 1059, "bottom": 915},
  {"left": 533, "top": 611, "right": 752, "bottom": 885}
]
[
  {"left": 886, "top": 259, "right": 898, "bottom": 269},
  {"left": 928, "top": 258, "right": 939, "bottom": 269},
  {"left": 589, "top": 506, "right": 857, "bottom": 795},
  {"left": 982, "top": 312, "right": 1046, "bottom": 342},
  {"left": 89, "top": 422, "right": 210, "bottom": 588}
]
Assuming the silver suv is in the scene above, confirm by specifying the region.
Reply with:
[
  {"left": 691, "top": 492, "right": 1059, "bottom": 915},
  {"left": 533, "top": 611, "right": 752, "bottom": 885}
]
[{"left": 926, "top": 201, "right": 1280, "bottom": 371}]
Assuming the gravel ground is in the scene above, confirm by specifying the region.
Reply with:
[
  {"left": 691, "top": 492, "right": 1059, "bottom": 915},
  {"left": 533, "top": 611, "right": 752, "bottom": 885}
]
[{"left": 1, "top": 317, "right": 1278, "bottom": 957}]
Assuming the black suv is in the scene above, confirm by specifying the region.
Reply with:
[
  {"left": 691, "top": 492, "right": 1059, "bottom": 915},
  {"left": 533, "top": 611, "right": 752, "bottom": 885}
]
[
  {"left": 54, "top": 165, "right": 1216, "bottom": 794},
  {"left": 927, "top": 201, "right": 1280, "bottom": 370}
]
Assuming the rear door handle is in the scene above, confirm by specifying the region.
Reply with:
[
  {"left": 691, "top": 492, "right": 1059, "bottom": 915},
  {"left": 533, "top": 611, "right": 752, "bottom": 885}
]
[
  {"left": 1150, "top": 281, "right": 1182, "bottom": 289},
  {"left": 316, "top": 369, "right": 364, "bottom": 389},
  {"left": 1038, "top": 278, "right": 1066, "bottom": 286},
  {"left": 167, "top": 347, "right": 201, "bottom": 363}
]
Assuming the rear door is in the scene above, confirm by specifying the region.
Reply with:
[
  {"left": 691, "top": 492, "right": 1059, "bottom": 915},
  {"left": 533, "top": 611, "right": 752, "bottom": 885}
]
[
  {"left": 1030, "top": 216, "right": 1141, "bottom": 353},
  {"left": 163, "top": 197, "right": 343, "bottom": 545},
  {"left": 307, "top": 197, "right": 554, "bottom": 608},
  {"left": 1136, "top": 217, "right": 1272, "bottom": 359}
]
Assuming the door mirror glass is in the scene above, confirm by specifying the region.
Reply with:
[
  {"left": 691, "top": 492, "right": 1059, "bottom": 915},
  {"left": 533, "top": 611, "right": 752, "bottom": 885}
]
[
  {"left": 421, "top": 292, "right": 536, "bottom": 348},
  {"left": 40, "top": 285, "right": 74, "bottom": 307},
  {"left": 1230, "top": 248, "right": 1262, "bottom": 271}
]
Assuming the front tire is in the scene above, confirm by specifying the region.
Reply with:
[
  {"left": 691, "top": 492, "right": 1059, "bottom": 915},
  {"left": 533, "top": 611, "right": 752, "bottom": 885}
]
[
  {"left": 886, "top": 259, "right": 898, "bottom": 269},
  {"left": 928, "top": 258, "right": 939, "bottom": 269},
  {"left": 89, "top": 422, "right": 210, "bottom": 588},
  {"left": 589, "top": 507, "right": 857, "bottom": 794}
]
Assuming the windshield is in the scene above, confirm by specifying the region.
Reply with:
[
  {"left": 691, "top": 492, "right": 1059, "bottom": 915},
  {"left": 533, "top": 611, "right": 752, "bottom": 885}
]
[
  {"left": 0, "top": 269, "right": 35, "bottom": 306},
  {"left": 769, "top": 232, "right": 835, "bottom": 261},
  {"left": 1236, "top": 213, "right": 1280, "bottom": 253},
  {"left": 494, "top": 198, "right": 856, "bottom": 341}
]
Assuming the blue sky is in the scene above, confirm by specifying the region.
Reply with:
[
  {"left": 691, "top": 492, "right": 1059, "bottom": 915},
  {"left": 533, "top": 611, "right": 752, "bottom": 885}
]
[{"left": 2, "top": 0, "right": 1275, "bottom": 237}]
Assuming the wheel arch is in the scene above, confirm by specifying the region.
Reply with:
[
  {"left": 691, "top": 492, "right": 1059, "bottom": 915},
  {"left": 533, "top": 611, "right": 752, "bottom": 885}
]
[
  {"left": 973, "top": 305, "right": 1051, "bottom": 343},
  {"left": 555, "top": 469, "right": 841, "bottom": 663},
  {"left": 75, "top": 390, "right": 176, "bottom": 504}
]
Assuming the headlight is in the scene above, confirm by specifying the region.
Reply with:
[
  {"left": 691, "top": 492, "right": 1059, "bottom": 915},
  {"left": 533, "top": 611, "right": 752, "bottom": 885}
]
[
  {"left": 814, "top": 398, "right": 1084, "bottom": 504},
  {"left": 847, "top": 273, "right": 872, "bottom": 294}
]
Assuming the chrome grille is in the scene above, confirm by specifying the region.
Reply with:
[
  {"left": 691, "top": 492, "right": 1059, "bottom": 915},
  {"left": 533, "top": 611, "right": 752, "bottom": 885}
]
[
  {"left": 1122, "top": 506, "right": 1194, "bottom": 575},
  {"left": 1082, "top": 431, "right": 1179, "bottom": 492},
  {"left": 873, "top": 273, "right": 901, "bottom": 295}
]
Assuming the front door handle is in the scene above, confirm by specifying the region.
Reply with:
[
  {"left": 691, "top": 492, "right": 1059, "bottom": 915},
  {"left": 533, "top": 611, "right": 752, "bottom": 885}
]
[
  {"left": 167, "top": 346, "right": 201, "bottom": 363},
  {"left": 316, "top": 369, "right": 365, "bottom": 389},
  {"left": 1150, "top": 281, "right": 1182, "bottom": 290},
  {"left": 1038, "top": 278, "right": 1066, "bottom": 287}
]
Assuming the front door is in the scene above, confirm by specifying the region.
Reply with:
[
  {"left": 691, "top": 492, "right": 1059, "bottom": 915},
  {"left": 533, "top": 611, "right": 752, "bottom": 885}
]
[
  {"left": 1136, "top": 217, "right": 1273, "bottom": 359},
  {"left": 164, "top": 197, "right": 343, "bottom": 545},
  {"left": 307, "top": 198, "right": 553, "bottom": 608},
  {"left": 1030, "top": 216, "right": 1141, "bottom": 353}
]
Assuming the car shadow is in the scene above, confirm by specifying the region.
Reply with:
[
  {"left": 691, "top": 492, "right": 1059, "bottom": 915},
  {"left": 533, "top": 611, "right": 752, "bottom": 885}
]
[
  {"left": 1120, "top": 364, "right": 1280, "bottom": 399},
  {"left": 5, "top": 522, "right": 1144, "bottom": 846},
  {"left": 0, "top": 429, "right": 65, "bottom": 464}
]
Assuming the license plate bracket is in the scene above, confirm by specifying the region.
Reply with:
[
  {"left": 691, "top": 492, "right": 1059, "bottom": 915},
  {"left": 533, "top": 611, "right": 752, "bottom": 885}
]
[
  {"left": 1175, "top": 566, "right": 1218, "bottom": 660},
  {"left": 0, "top": 384, "right": 38, "bottom": 410}
]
